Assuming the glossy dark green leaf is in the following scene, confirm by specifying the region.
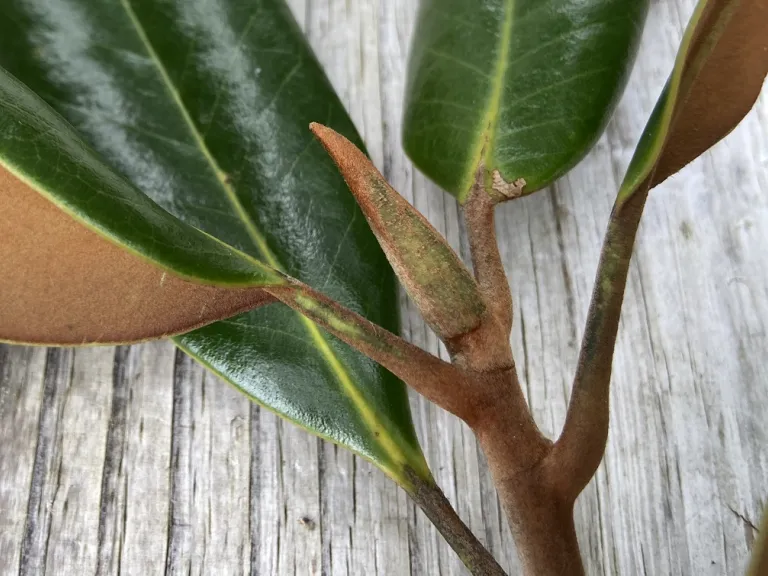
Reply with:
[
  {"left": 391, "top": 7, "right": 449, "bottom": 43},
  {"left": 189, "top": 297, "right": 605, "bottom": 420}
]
[
  {"left": 0, "top": 71, "right": 278, "bottom": 287},
  {"left": 403, "top": 0, "right": 649, "bottom": 201},
  {"left": 0, "top": 0, "right": 430, "bottom": 484},
  {"left": 0, "top": 98, "right": 277, "bottom": 344}
]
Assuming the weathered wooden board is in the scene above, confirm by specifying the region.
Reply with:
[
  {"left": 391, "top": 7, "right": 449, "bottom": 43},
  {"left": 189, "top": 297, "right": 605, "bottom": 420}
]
[{"left": 1, "top": 0, "right": 766, "bottom": 574}]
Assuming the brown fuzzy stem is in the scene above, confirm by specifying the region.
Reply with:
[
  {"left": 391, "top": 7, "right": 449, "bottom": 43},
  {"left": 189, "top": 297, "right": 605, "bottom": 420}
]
[
  {"left": 286, "top": 126, "right": 623, "bottom": 574},
  {"left": 469, "top": 366, "right": 586, "bottom": 576},
  {"left": 408, "top": 474, "right": 508, "bottom": 576},
  {"left": 483, "top": 471, "right": 584, "bottom": 576},
  {"left": 552, "top": 188, "right": 649, "bottom": 495},
  {"left": 464, "top": 176, "right": 513, "bottom": 334},
  {"left": 445, "top": 181, "right": 518, "bottom": 374},
  {"left": 455, "top": 180, "right": 592, "bottom": 573},
  {"left": 270, "top": 274, "right": 588, "bottom": 574},
  {"left": 265, "top": 279, "right": 485, "bottom": 420}
]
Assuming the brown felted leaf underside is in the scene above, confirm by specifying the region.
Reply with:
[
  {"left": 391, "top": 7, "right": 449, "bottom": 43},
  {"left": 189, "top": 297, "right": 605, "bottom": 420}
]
[
  {"left": 1, "top": 168, "right": 274, "bottom": 345},
  {"left": 652, "top": 0, "right": 768, "bottom": 187}
]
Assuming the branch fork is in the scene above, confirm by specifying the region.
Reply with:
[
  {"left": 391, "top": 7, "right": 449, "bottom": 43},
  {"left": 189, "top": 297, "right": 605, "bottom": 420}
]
[
  {"left": 292, "top": 15, "right": 768, "bottom": 574},
  {"left": 271, "top": 124, "right": 637, "bottom": 575}
]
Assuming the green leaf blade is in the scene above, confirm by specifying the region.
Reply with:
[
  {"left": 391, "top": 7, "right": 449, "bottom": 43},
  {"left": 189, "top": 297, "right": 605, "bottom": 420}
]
[
  {"left": 0, "top": 0, "right": 428, "bottom": 484},
  {"left": 175, "top": 307, "right": 424, "bottom": 474},
  {"left": 403, "top": 0, "right": 649, "bottom": 200},
  {"left": 0, "top": 66, "right": 277, "bottom": 287}
]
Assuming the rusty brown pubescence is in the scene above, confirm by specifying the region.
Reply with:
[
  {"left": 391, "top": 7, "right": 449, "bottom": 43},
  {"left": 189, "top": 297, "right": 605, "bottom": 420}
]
[
  {"left": 652, "top": 0, "right": 768, "bottom": 187},
  {"left": 0, "top": 167, "right": 275, "bottom": 345},
  {"left": 3, "top": 0, "right": 766, "bottom": 573},
  {"left": 307, "top": 122, "right": 590, "bottom": 573},
  {"left": 309, "top": 123, "right": 489, "bottom": 341}
]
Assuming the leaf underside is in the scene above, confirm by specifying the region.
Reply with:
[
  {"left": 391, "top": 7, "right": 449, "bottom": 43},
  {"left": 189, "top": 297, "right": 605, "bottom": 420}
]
[
  {"left": 403, "top": 0, "right": 649, "bottom": 201},
  {"left": 0, "top": 0, "right": 428, "bottom": 482},
  {"left": 620, "top": 0, "right": 768, "bottom": 200},
  {"left": 1, "top": 170, "right": 274, "bottom": 344}
]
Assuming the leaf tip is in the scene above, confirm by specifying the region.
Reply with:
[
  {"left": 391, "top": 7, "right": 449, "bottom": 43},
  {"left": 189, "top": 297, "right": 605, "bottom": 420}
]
[
  {"left": 308, "top": 121, "right": 324, "bottom": 137},
  {"left": 309, "top": 122, "right": 359, "bottom": 161},
  {"left": 309, "top": 123, "right": 350, "bottom": 157},
  {"left": 309, "top": 122, "right": 375, "bottom": 207}
]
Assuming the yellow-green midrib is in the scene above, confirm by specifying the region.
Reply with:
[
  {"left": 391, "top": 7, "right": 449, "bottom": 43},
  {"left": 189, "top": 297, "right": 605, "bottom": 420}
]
[
  {"left": 458, "top": 0, "right": 515, "bottom": 201},
  {"left": 120, "top": 0, "right": 420, "bottom": 479}
]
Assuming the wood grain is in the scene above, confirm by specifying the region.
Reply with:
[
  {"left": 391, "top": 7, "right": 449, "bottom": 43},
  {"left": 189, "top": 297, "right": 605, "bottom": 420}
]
[{"left": 1, "top": 0, "right": 766, "bottom": 574}]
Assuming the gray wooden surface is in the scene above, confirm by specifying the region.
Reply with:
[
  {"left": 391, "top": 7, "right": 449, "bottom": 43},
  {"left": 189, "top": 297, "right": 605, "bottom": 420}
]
[{"left": 1, "top": 0, "right": 766, "bottom": 574}]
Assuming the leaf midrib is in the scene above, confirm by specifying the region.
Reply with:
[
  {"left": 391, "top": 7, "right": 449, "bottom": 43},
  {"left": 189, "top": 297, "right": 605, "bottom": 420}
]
[
  {"left": 118, "top": 0, "right": 416, "bottom": 475},
  {"left": 118, "top": 0, "right": 277, "bottom": 268},
  {"left": 459, "top": 0, "right": 515, "bottom": 200}
]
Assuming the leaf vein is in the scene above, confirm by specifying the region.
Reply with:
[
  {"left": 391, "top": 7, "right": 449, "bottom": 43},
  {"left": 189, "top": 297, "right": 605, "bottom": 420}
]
[
  {"left": 500, "top": 66, "right": 613, "bottom": 112},
  {"left": 425, "top": 48, "right": 491, "bottom": 79}
]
